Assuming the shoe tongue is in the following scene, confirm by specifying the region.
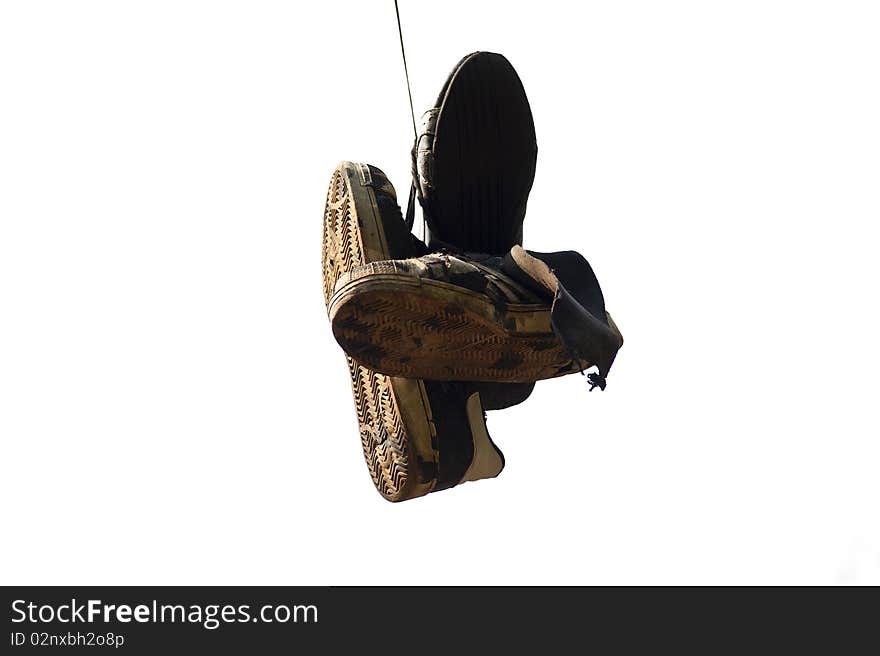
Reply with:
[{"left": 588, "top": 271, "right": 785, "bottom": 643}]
[
  {"left": 500, "top": 246, "right": 557, "bottom": 301},
  {"left": 502, "top": 246, "right": 608, "bottom": 320}
]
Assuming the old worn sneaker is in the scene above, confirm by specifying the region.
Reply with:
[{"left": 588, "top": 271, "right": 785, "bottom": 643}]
[
  {"left": 328, "top": 247, "right": 623, "bottom": 386},
  {"left": 322, "top": 161, "right": 504, "bottom": 501}
]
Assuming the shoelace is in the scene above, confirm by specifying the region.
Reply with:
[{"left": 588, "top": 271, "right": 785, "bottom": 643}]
[{"left": 563, "top": 338, "right": 606, "bottom": 392}]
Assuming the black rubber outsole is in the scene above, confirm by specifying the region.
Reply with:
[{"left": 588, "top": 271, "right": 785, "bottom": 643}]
[{"left": 429, "top": 52, "right": 537, "bottom": 255}]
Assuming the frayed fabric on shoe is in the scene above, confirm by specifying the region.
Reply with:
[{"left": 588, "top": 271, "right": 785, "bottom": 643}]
[{"left": 501, "top": 246, "right": 623, "bottom": 389}]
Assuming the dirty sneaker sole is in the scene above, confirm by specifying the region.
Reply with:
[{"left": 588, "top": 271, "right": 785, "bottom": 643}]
[
  {"left": 322, "top": 162, "right": 439, "bottom": 501},
  {"left": 329, "top": 264, "right": 592, "bottom": 383}
]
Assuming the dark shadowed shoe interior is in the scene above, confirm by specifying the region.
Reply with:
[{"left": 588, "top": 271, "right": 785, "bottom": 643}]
[{"left": 421, "top": 51, "right": 537, "bottom": 255}]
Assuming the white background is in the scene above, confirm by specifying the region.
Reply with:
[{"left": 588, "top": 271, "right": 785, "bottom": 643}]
[{"left": 2, "top": 1, "right": 878, "bottom": 585}]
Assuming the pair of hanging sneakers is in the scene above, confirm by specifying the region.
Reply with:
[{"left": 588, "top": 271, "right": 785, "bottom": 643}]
[{"left": 321, "top": 52, "right": 623, "bottom": 501}]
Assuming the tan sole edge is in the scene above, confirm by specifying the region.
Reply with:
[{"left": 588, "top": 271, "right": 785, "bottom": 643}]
[
  {"left": 321, "top": 162, "right": 437, "bottom": 502},
  {"left": 329, "top": 273, "right": 588, "bottom": 383}
]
